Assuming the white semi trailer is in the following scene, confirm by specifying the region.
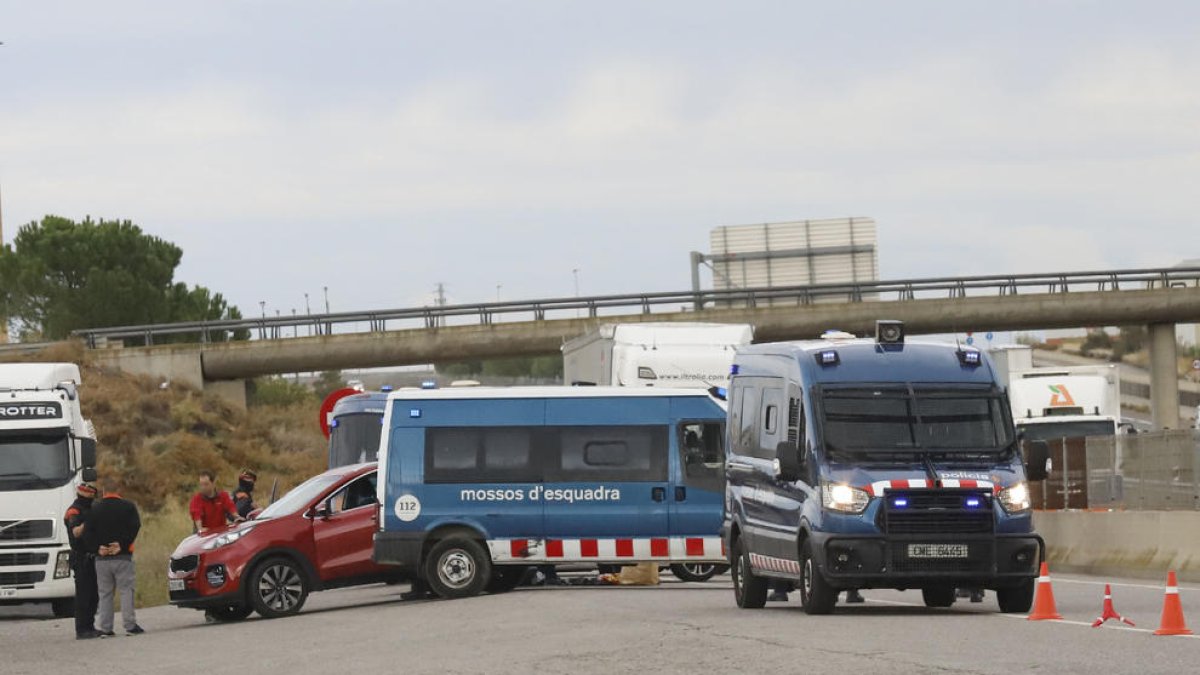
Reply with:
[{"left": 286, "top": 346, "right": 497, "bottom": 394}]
[
  {"left": 0, "top": 363, "right": 98, "bottom": 617},
  {"left": 562, "top": 323, "right": 753, "bottom": 389}
]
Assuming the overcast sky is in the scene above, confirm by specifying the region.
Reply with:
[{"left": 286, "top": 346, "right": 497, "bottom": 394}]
[{"left": 1, "top": 1, "right": 1197, "bottom": 317}]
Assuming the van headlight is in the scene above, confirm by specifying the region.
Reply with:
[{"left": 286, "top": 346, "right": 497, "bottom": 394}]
[
  {"left": 999, "top": 483, "right": 1031, "bottom": 513},
  {"left": 822, "top": 484, "right": 870, "bottom": 514},
  {"left": 202, "top": 526, "right": 255, "bottom": 551}
]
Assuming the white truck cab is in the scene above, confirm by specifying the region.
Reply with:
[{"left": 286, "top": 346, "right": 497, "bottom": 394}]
[{"left": 0, "top": 363, "right": 98, "bottom": 617}]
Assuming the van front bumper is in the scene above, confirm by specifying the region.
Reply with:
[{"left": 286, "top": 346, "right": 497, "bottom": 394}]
[{"left": 811, "top": 532, "right": 1044, "bottom": 589}]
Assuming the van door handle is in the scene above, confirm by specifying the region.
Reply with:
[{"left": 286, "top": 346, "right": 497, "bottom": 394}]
[
  {"left": 675, "top": 486, "right": 687, "bottom": 502},
  {"left": 652, "top": 487, "right": 666, "bottom": 502}
]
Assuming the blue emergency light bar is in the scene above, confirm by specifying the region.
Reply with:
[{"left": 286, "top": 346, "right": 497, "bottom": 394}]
[
  {"left": 381, "top": 385, "right": 394, "bottom": 392},
  {"left": 965, "top": 497, "right": 982, "bottom": 508},
  {"left": 420, "top": 380, "right": 437, "bottom": 389},
  {"left": 815, "top": 350, "right": 840, "bottom": 366}
]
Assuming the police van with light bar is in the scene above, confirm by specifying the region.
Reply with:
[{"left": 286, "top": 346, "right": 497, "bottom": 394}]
[
  {"left": 724, "top": 321, "right": 1047, "bottom": 614},
  {"left": 373, "top": 387, "right": 729, "bottom": 597}
]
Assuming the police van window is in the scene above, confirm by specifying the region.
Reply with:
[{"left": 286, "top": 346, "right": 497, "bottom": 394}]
[
  {"left": 736, "top": 387, "right": 760, "bottom": 456},
  {"left": 756, "top": 387, "right": 785, "bottom": 459},
  {"left": 551, "top": 426, "right": 668, "bottom": 482},
  {"left": 680, "top": 422, "right": 724, "bottom": 493},
  {"left": 764, "top": 405, "right": 778, "bottom": 435},
  {"left": 425, "top": 428, "right": 538, "bottom": 483}
]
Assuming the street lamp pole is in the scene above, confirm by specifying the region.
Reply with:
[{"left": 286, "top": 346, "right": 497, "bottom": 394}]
[{"left": 323, "top": 286, "right": 330, "bottom": 314}]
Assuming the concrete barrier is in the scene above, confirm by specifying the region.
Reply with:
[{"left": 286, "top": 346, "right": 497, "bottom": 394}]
[{"left": 1036, "top": 510, "right": 1200, "bottom": 582}]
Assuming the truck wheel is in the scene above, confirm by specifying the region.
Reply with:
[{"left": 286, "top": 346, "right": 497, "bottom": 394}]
[
  {"left": 996, "top": 578, "right": 1036, "bottom": 613},
  {"left": 799, "top": 540, "right": 837, "bottom": 615},
  {"left": 486, "top": 566, "right": 527, "bottom": 594},
  {"left": 922, "top": 586, "right": 957, "bottom": 608},
  {"left": 671, "top": 563, "right": 720, "bottom": 582},
  {"left": 732, "top": 538, "right": 768, "bottom": 609},
  {"left": 424, "top": 536, "right": 491, "bottom": 599},
  {"left": 50, "top": 598, "right": 74, "bottom": 619},
  {"left": 249, "top": 557, "right": 310, "bottom": 618}
]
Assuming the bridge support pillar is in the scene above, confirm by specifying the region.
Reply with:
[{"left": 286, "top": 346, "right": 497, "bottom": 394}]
[{"left": 1148, "top": 322, "right": 1180, "bottom": 430}]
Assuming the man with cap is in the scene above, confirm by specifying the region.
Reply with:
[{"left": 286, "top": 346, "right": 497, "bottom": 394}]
[
  {"left": 63, "top": 481, "right": 101, "bottom": 639},
  {"left": 232, "top": 469, "right": 258, "bottom": 519}
]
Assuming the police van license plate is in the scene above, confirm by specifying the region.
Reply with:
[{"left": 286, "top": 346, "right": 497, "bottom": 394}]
[
  {"left": 908, "top": 544, "right": 969, "bottom": 559},
  {"left": 168, "top": 579, "right": 185, "bottom": 592}
]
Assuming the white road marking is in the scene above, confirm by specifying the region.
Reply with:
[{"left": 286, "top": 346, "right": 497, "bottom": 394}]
[{"left": 1053, "top": 577, "right": 1199, "bottom": 593}]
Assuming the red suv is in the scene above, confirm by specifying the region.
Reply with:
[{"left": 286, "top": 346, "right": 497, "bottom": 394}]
[{"left": 167, "top": 463, "right": 397, "bottom": 621}]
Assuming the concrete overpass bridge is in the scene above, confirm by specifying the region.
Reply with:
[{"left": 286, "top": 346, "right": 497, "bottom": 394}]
[{"left": 69, "top": 266, "right": 1200, "bottom": 427}]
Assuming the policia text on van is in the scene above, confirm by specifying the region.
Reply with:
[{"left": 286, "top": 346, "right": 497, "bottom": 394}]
[{"left": 724, "top": 321, "right": 1047, "bottom": 615}]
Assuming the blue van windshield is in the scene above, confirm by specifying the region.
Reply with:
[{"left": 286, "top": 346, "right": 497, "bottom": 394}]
[{"left": 821, "top": 387, "right": 1013, "bottom": 452}]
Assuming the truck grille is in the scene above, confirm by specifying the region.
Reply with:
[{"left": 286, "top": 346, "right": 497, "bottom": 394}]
[
  {"left": 0, "top": 552, "right": 50, "bottom": 567},
  {"left": 170, "top": 555, "right": 199, "bottom": 574},
  {"left": 883, "top": 490, "right": 994, "bottom": 535},
  {"left": 0, "top": 520, "right": 54, "bottom": 542},
  {"left": 0, "top": 571, "right": 46, "bottom": 586}
]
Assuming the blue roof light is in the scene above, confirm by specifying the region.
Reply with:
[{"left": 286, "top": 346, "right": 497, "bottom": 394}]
[
  {"left": 409, "top": 408, "right": 421, "bottom": 418},
  {"left": 957, "top": 349, "right": 982, "bottom": 367},
  {"left": 730, "top": 364, "right": 740, "bottom": 375},
  {"left": 420, "top": 380, "right": 437, "bottom": 389},
  {"left": 380, "top": 385, "right": 394, "bottom": 393},
  {"left": 815, "top": 350, "right": 840, "bottom": 366}
]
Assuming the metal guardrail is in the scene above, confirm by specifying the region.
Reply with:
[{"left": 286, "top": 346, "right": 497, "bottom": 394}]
[{"left": 71, "top": 266, "right": 1200, "bottom": 347}]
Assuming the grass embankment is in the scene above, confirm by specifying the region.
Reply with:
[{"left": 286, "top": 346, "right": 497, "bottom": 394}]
[{"left": 5, "top": 342, "right": 328, "bottom": 608}]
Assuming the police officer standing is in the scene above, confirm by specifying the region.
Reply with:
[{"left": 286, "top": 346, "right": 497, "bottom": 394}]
[
  {"left": 232, "top": 469, "right": 258, "bottom": 519},
  {"left": 64, "top": 482, "right": 101, "bottom": 640}
]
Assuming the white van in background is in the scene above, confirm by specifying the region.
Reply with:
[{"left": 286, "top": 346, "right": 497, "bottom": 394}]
[{"left": 562, "top": 323, "right": 753, "bottom": 389}]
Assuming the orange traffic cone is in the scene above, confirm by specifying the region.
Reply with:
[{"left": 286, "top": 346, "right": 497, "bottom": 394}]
[
  {"left": 1027, "top": 562, "right": 1063, "bottom": 621},
  {"left": 1091, "top": 584, "right": 1135, "bottom": 627},
  {"left": 1154, "top": 570, "right": 1193, "bottom": 636}
]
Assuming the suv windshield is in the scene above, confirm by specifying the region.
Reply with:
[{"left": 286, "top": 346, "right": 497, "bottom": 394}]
[
  {"left": 329, "top": 413, "right": 382, "bottom": 468},
  {"left": 0, "top": 432, "right": 72, "bottom": 491},
  {"left": 821, "top": 387, "right": 1013, "bottom": 453},
  {"left": 256, "top": 474, "right": 340, "bottom": 519}
]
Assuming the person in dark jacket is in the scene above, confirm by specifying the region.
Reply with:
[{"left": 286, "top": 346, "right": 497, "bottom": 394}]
[
  {"left": 64, "top": 482, "right": 101, "bottom": 640},
  {"left": 232, "top": 469, "right": 258, "bottom": 519},
  {"left": 76, "top": 477, "right": 143, "bottom": 636}
]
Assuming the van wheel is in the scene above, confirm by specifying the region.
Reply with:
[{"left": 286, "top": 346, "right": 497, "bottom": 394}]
[
  {"left": 424, "top": 536, "right": 491, "bottom": 599},
  {"left": 922, "top": 586, "right": 957, "bottom": 608},
  {"left": 249, "top": 557, "right": 310, "bottom": 618},
  {"left": 731, "top": 538, "right": 768, "bottom": 609},
  {"left": 50, "top": 598, "right": 74, "bottom": 619},
  {"left": 996, "top": 578, "right": 1035, "bottom": 613},
  {"left": 671, "top": 563, "right": 721, "bottom": 583},
  {"left": 798, "top": 540, "right": 837, "bottom": 615}
]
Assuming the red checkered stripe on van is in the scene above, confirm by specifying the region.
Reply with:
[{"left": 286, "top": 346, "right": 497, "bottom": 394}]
[
  {"left": 487, "top": 537, "right": 725, "bottom": 563},
  {"left": 748, "top": 552, "right": 800, "bottom": 575},
  {"left": 864, "top": 478, "right": 994, "bottom": 496}
]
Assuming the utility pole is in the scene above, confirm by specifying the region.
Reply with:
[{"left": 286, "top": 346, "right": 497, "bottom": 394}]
[
  {"left": 434, "top": 283, "right": 447, "bottom": 328},
  {"left": 323, "top": 286, "right": 330, "bottom": 314}
]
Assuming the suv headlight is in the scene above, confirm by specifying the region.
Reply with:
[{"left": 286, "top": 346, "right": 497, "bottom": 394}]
[
  {"left": 998, "top": 483, "right": 1031, "bottom": 513},
  {"left": 202, "top": 525, "right": 255, "bottom": 551},
  {"left": 822, "top": 484, "right": 870, "bottom": 514}
]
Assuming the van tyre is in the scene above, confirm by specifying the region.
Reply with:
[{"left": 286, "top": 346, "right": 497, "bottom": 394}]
[
  {"left": 424, "top": 536, "right": 491, "bottom": 599},
  {"left": 249, "top": 557, "right": 310, "bottom": 618},
  {"left": 732, "top": 538, "right": 768, "bottom": 609},
  {"left": 798, "top": 540, "right": 837, "bottom": 615},
  {"left": 671, "top": 563, "right": 724, "bottom": 583},
  {"left": 996, "top": 578, "right": 1036, "bottom": 613},
  {"left": 922, "top": 586, "right": 957, "bottom": 608}
]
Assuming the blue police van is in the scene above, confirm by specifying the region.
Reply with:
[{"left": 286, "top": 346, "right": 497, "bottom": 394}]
[
  {"left": 373, "top": 387, "right": 728, "bottom": 598},
  {"left": 724, "top": 321, "right": 1047, "bottom": 615}
]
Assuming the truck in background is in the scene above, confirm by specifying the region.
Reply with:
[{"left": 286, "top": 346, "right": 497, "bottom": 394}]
[
  {"left": 0, "top": 363, "right": 98, "bottom": 617},
  {"left": 562, "top": 323, "right": 754, "bottom": 388},
  {"left": 1007, "top": 364, "right": 1123, "bottom": 444}
]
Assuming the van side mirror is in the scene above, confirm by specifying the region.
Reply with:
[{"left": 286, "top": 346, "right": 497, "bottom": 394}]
[
  {"left": 775, "top": 441, "right": 802, "bottom": 482},
  {"left": 1024, "top": 440, "right": 1050, "bottom": 482},
  {"left": 80, "top": 437, "right": 97, "bottom": 468}
]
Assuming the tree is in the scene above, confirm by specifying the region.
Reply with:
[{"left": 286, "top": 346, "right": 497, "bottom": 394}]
[
  {"left": 1, "top": 215, "right": 248, "bottom": 341},
  {"left": 313, "top": 370, "right": 346, "bottom": 400}
]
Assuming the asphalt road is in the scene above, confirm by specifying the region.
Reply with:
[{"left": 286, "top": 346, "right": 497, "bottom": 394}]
[{"left": 2, "top": 571, "right": 1198, "bottom": 675}]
